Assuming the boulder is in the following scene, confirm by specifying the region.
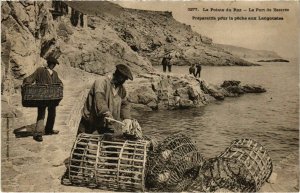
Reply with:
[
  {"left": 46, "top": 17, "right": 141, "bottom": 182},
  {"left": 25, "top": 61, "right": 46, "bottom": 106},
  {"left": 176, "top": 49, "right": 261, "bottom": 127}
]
[
  {"left": 242, "top": 84, "right": 266, "bottom": 93},
  {"left": 221, "top": 80, "right": 241, "bottom": 88},
  {"left": 128, "top": 85, "right": 157, "bottom": 105},
  {"left": 223, "top": 85, "right": 245, "bottom": 95},
  {"left": 220, "top": 80, "right": 267, "bottom": 95},
  {"left": 200, "top": 80, "right": 225, "bottom": 100},
  {"left": 130, "top": 103, "right": 153, "bottom": 112},
  {"left": 178, "top": 99, "right": 194, "bottom": 109}
]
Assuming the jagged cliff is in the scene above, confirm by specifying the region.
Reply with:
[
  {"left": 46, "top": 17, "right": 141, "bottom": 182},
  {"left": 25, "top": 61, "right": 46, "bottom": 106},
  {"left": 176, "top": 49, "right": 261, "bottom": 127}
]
[
  {"left": 1, "top": 1, "right": 257, "bottom": 95},
  {"left": 1, "top": 1, "right": 61, "bottom": 95},
  {"left": 1, "top": 1, "right": 154, "bottom": 95},
  {"left": 65, "top": 1, "right": 256, "bottom": 66}
]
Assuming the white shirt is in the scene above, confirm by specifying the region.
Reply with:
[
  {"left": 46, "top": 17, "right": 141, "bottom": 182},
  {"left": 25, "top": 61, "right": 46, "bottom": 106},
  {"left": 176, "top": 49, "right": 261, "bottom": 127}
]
[
  {"left": 46, "top": 67, "right": 53, "bottom": 75},
  {"left": 108, "top": 75, "right": 119, "bottom": 96}
]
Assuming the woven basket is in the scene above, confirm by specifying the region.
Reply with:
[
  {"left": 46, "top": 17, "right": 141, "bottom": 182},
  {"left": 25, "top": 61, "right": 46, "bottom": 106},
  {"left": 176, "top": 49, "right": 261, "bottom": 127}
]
[
  {"left": 189, "top": 138, "right": 273, "bottom": 192},
  {"left": 21, "top": 84, "right": 63, "bottom": 107},
  {"left": 68, "top": 133, "right": 149, "bottom": 191},
  {"left": 146, "top": 133, "right": 204, "bottom": 191}
]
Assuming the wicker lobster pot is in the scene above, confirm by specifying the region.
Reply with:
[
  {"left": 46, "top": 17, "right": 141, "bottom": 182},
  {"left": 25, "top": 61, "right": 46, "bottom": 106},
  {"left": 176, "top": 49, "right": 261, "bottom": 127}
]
[
  {"left": 68, "top": 133, "right": 149, "bottom": 191},
  {"left": 21, "top": 84, "right": 63, "bottom": 107},
  {"left": 146, "top": 133, "right": 204, "bottom": 191},
  {"left": 189, "top": 138, "right": 273, "bottom": 192}
]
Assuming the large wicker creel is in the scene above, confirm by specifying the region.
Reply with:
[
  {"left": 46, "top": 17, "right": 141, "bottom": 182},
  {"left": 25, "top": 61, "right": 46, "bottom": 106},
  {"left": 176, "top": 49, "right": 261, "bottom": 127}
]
[
  {"left": 68, "top": 133, "right": 149, "bottom": 191},
  {"left": 146, "top": 133, "right": 205, "bottom": 191},
  {"left": 189, "top": 138, "right": 273, "bottom": 192},
  {"left": 21, "top": 84, "right": 63, "bottom": 107}
]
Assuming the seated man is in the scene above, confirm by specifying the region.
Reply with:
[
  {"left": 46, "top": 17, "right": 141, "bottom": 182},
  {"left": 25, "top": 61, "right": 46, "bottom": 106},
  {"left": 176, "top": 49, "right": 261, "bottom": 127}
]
[{"left": 78, "top": 64, "right": 133, "bottom": 136}]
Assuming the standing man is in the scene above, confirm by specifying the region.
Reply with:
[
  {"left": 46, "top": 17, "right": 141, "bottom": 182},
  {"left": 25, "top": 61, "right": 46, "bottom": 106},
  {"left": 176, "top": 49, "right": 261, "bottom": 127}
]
[
  {"left": 166, "top": 52, "right": 173, "bottom": 73},
  {"left": 195, "top": 63, "right": 202, "bottom": 78},
  {"left": 78, "top": 64, "right": 133, "bottom": 135},
  {"left": 23, "top": 56, "right": 63, "bottom": 142},
  {"left": 189, "top": 63, "right": 196, "bottom": 76},
  {"left": 161, "top": 52, "right": 172, "bottom": 73}
]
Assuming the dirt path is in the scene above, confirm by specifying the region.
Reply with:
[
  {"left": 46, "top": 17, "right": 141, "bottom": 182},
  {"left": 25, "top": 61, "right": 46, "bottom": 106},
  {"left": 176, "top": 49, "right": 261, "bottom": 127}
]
[{"left": 1, "top": 69, "right": 104, "bottom": 192}]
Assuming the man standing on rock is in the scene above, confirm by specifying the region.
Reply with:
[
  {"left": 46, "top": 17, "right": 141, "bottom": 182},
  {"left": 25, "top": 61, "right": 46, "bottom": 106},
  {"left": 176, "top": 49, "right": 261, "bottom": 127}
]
[
  {"left": 23, "top": 56, "right": 63, "bottom": 142},
  {"left": 195, "top": 63, "right": 202, "bottom": 78},
  {"left": 77, "top": 64, "right": 133, "bottom": 136},
  {"left": 189, "top": 63, "right": 196, "bottom": 76},
  {"left": 161, "top": 52, "right": 172, "bottom": 73}
]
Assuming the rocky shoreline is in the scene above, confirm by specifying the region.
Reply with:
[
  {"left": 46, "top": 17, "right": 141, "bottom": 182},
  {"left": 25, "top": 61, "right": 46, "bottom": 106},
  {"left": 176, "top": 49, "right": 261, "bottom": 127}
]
[
  {"left": 0, "top": 78, "right": 297, "bottom": 192},
  {"left": 126, "top": 72, "right": 266, "bottom": 111},
  {"left": 2, "top": 66, "right": 297, "bottom": 192}
]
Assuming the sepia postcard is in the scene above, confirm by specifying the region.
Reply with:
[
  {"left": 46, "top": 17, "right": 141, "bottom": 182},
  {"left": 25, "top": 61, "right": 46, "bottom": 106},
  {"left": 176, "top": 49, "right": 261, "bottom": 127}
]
[{"left": 1, "top": 0, "right": 299, "bottom": 192}]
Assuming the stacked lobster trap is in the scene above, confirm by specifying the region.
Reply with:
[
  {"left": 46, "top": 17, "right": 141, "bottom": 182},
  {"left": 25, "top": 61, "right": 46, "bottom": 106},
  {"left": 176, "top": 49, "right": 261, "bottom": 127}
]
[
  {"left": 64, "top": 132, "right": 273, "bottom": 192},
  {"left": 67, "top": 133, "right": 149, "bottom": 191},
  {"left": 146, "top": 133, "right": 205, "bottom": 191},
  {"left": 188, "top": 138, "right": 273, "bottom": 192}
]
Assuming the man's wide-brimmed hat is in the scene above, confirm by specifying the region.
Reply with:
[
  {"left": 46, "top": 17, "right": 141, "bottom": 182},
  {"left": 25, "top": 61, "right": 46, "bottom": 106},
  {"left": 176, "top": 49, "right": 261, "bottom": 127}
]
[
  {"left": 46, "top": 56, "right": 59, "bottom": 65},
  {"left": 116, "top": 64, "right": 133, "bottom": 80}
]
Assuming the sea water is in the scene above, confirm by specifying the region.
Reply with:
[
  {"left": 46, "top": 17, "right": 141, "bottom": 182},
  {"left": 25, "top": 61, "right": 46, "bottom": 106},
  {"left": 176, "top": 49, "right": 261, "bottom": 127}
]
[{"left": 135, "top": 60, "right": 299, "bottom": 164}]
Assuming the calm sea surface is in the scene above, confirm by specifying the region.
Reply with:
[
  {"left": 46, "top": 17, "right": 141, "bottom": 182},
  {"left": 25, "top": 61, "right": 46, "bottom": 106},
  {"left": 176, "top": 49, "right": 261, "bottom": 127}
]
[{"left": 134, "top": 61, "right": 299, "bottom": 164}]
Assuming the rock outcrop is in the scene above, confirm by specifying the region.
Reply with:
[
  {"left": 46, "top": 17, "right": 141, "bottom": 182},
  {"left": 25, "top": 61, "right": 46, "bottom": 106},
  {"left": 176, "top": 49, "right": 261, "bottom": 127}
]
[
  {"left": 257, "top": 59, "right": 289, "bottom": 63},
  {"left": 1, "top": 1, "right": 60, "bottom": 95},
  {"left": 126, "top": 74, "right": 266, "bottom": 111}
]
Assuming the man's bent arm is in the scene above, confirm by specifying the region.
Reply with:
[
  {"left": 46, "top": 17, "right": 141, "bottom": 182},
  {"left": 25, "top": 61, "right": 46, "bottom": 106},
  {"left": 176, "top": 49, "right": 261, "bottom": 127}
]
[
  {"left": 121, "top": 97, "right": 131, "bottom": 120},
  {"left": 93, "top": 79, "right": 110, "bottom": 117},
  {"left": 23, "top": 69, "right": 38, "bottom": 84}
]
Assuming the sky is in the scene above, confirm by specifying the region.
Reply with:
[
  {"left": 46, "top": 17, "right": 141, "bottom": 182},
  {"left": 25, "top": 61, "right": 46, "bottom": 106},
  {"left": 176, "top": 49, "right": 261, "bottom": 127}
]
[{"left": 117, "top": 1, "right": 299, "bottom": 59}]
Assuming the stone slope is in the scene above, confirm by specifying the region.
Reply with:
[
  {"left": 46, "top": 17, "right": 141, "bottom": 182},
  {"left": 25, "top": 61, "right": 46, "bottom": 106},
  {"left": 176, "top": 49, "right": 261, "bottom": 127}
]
[
  {"left": 57, "top": 19, "right": 154, "bottom": 75},
  {"left": 1, "top": 1, "right": 155, "bottom": 95},
  {"left": 65, "top": 1, "right": 257, "bottom": 67},
  {"left": 1, "top": 1, "right": 60, "bottom": 94},
  {"left": 1, "top": 1, "right": 262, "bottom": 101}
]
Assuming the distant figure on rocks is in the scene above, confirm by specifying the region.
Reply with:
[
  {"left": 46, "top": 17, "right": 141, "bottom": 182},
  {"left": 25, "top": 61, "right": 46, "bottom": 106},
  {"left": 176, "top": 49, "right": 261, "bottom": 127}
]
[
  {"left": 189, "top": 63, "right": 196, "bottom": 76},
  {"left": 162, "top": 52, "right": 172, "bottom": 73},
  {"left": 23, "top": 56, "right": 63, "bottom": 142},
  {"left": 173, "top": 90, "right": 181, "bottom": 106},
  {"left": 195, "top": 63, "right": 202, "bottom": 78},
  {"left": 78, "top": 64, "right": 135, "bottom": 137}
]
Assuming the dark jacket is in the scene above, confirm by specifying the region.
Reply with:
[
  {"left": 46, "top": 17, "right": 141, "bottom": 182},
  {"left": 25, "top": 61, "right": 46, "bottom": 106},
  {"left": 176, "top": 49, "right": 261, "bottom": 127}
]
[
  {"left": 162, "top": 55, "right": 172, "bottom": 66},
  {"left": 23, "top": 67, "right": 62, "bottom": 85},
  {"left": 196, "top": 64, "right": 202, "bottom": 72}
]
